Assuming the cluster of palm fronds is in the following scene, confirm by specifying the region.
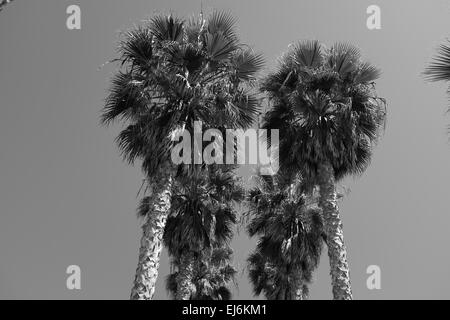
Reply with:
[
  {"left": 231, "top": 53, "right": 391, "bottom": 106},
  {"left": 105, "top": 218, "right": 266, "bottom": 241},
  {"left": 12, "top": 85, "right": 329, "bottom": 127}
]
[
  {"left": 425, "top": 41, "right": 450, "bottom": 132},
  {"left": 261, "top": 41, "right": 386, "bottom": 181},
  {"left": 104, "top": 12, "right": 263, "bottom": 177},
  {"left": 166, "top": 246, "right": 236, "bottom": 300},
  {"left": 103, "top": 10, "right": 386, "bottom": 300},
  {"left": 246, "top": 173, "right": 323, "bottom": 300},
  {"left": 161, "top": 166, "right": 244, "bottom": 299}
]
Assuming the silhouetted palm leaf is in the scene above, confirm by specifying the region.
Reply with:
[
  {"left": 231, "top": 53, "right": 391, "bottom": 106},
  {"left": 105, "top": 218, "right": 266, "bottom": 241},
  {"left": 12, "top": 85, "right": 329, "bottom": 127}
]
[
  {"left": 355, "top": 62, "right": 381, "bottom": 84},
  {"left": 246, "top": 174, "right": 323, "bottom": 300},
  {"left": 119, "top": 26, "right": 154, "bottom": 67},
  {"left": 425, "top": 41, "right": 450, "bottom": 82},
  {"left": 203, "top": 33, "right": 237, "bottom": 61},
  {"left": 261, "top": 41, "right": 386, "bottom": 181},
  {"left": 150, "top": 14, "right": 184, "bottom": 42}
]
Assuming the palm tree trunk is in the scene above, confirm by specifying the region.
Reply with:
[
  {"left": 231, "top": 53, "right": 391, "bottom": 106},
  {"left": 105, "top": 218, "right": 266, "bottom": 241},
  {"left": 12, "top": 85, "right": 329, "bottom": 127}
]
[
  {"left": 130, "top": 175, "right": 173, "bottom": 300},
  {"left": 317, "top": 162, "right": 353, "bottom": 300},
  {"left": 175, "top": 251, "right": 196, "bottom": 300},
  {"left": 293, "top": 284, "right": 305, "bottom": 300}
]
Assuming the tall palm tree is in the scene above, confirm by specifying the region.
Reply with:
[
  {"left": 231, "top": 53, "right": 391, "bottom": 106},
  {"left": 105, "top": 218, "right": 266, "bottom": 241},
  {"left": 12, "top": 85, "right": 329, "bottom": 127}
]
[
  {"left": 261, "top": 41, "right": 386, "bottom": 299},
  {"left": 103, "top": 11, "right": 262, "bottom": 300},
  {"left": 166, "top": 245, "right": 236, "bottom": 300},
  {"left": 246, "top": 173, "right": 323, "bottom": 300},
  {"left": 160, "top": 166, "right": 243, "bottom": 300},
  {"left": 425, "top": 41, "right": 450, "bottom": 124},
  {"left": 0, "top": 0, "right": 14, "bottom": 13}
]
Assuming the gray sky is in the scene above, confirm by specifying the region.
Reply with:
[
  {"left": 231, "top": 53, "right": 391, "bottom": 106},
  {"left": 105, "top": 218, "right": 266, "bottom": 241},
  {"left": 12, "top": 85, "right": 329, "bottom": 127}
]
[{"left": 1, "top": 0, "right": 450, "bottom": 300}]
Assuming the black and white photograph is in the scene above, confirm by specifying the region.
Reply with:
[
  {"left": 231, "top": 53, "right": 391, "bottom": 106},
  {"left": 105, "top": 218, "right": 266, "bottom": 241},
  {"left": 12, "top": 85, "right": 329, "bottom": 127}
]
[{"left": 1, "top": 0, "right": 450, "bottom": 307}]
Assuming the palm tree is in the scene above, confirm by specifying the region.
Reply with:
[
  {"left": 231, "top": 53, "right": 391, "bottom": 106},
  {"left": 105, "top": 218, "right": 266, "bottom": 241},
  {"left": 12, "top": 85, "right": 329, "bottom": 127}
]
[
  {"left": 0, "top": 0, "right": 14, "bottom": 13},
  {"left": 261, "top": 41, "right": 386, "bottom": 299},
  {"left": 103, "top": 11, "right": 262, "bottom": 300},
  {"left": 166, "top": 245, "right": 236, "bottom": 300},
  {"left": 425, "top": 41, "right": 450, "bottom": 124},
  {"left": 160, "top": 166, "right": 243, "bottom": 299},
  {"left": 246, "top": 173, "right": 323, "bottom": 300}
]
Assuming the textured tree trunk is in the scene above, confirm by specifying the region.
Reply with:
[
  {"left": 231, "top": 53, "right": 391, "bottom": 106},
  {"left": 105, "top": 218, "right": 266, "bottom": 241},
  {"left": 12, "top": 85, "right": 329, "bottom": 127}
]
[
  {"left": 130, "top": 175, "right": 173, "bottom": 300},
  {"left": 291, "top": 273, "right": 308, "bottom": 300},
  {"left": 175, "top": 251, "right": 196, "bottom": 300},
  {"left": 317, "top": 162, "right": 353, "bottom": 300},
  {"left": 301, "top": 284, "right": 309, "bottom": 300},
  {"left": 292, "top": 283, "right": 305, "bottom": 300}
]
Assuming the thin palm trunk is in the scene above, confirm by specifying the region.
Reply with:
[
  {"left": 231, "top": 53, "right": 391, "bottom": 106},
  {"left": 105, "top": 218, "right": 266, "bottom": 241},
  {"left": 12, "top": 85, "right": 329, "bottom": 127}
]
[
  {"left": 317, "top": 162, "right": 352, "bottom": 300},
  {"left": 130, "top": 175, "right": 173, "bottom": 300},
  {"left": 175, "top": 251, "right": 196, "bottom": 300}
]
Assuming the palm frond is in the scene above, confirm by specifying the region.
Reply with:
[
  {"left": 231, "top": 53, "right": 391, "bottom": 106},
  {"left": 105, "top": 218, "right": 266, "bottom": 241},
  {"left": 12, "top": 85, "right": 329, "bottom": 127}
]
[
  {"left": 149, "top": 14, "right": 184, "bottom": 42},
  {"left": 291, "top": 40, "right": 323, "bottom": 68},
  {"left": 101, "top": 71, "right": 147, "bottom": 125},
  {"left": 203, "top": 32, "right": 237, "bottom": 61},
  {"left": 231, "top": 49, "right": 265, "bottom": 81},
  {"left": 119, "top": 26, "right": 154, "bottom": 67},
  {"left": 206, "top": 11, "right": 237, "bottom": 42},
  {"left": 425, "top": 41, "right": 450, "bottom": 82},
  {"left": 355, "top": 62, "right": 381, "bottom": 84},
  {"left": 327, "top": 42, "right": 361, "bottom": 77}
]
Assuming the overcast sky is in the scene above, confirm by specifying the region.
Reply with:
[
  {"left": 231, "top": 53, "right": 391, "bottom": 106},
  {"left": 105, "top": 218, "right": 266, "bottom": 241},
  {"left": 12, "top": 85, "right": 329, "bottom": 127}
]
[{"left": 1, "top": 0, "right": 450, "bottom": 299}]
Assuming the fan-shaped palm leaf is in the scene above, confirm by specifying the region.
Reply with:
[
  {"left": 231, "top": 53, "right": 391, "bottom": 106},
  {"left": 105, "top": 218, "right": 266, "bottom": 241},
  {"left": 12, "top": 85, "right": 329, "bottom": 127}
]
[
  {"left": 231, "top": 49, "right": 265, "bottom": 81},
  {"left": 425, "top": 41, "right": 450, "bottom": 82},
  {"left": 149, "top": 14, "right": 184, "bottom": 42},
  {"left": 327, "top": 42, "right": 361, "bottom": 77},
  {"left": 291, "top": 40, "right": 323, "bottom": 68}
]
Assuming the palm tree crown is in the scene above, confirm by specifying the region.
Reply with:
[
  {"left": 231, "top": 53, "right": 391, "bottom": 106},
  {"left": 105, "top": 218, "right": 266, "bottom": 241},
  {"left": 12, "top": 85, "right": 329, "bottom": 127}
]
[
  {"left": 103, "top": 11, "right": 263, "bottom": 177},
  {"left": 425, "top": 41, "right": 450, "bottom": 83},
  {"left": 151, "top": 164, "right": 243, "bottom": 300},
  {"left": 246, "top": 174, "right": 324, "bottom": 300},
  {"left": 261, "top": 41, "right": 386, "bottom": 180},
  {"left": 166, "top": 245, "right": 237, "bottom": 300},
  {"left": 161, "top": 166, "right": 244, "bottom": 257}
]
